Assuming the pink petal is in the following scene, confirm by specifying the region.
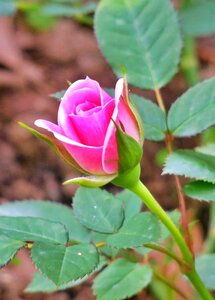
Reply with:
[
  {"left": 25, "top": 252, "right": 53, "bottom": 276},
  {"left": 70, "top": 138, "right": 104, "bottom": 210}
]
[
  {"left": 35, "top": 119, "right": 105, "bottom": 174},
  {"left": 62, "top": 143, "right": 104, "bottom": 175},
  {"left": 70, "top": 100, "right": 115, "bottom": 147},
  {"left": 102, "top": 79, "right": 124, "bottom": 174},
  {"left": 117, "top": 100, "right": 140, "bottom": 142}
]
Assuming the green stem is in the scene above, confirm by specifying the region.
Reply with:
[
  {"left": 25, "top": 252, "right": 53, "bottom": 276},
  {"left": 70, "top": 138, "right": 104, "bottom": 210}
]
[{"left": 129, "top": 180, "right": 214, "bottom": 300}]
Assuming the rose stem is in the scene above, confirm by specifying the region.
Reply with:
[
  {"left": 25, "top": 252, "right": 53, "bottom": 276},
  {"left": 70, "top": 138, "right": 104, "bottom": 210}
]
[
  {"left": 129, "top": 180, "right": 213, "bottom": 300},
  {"left": 154, "top": 87, "right": 193, "bottom": 255}
]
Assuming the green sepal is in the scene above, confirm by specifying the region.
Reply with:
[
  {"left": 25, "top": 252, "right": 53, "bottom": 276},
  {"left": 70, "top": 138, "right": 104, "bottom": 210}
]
[
  {"left": 115, "top": 122, "right": 143, "bottom": 175},
  {"left": 63, "top": 174, "right": 117, "bottom": 188},
  {"left": 18, "top": 122, "right": 87, "bottom": 174},
  {"left": 112, "top": 165, "right": 141, "bottom": 189}
]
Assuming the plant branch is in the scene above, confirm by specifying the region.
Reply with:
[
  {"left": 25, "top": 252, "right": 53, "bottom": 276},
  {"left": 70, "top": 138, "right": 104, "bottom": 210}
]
[
  {"left": 130, "top": 180, "right": 213, "bottom": 300},
  {"left": 154, "top": 88, "right": 193, "bottom": 256},
  {"left": 153, "top": 269, "right": 191, "bottom": 300},
  {"left": 144, "top": 243, "right": 190, "bottom": 270}
]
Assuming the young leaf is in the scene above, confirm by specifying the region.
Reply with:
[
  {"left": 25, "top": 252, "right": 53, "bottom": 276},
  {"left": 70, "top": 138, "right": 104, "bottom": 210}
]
[
  {"left": 180, "top": 1, "right": 215, "bottom": 37},
  {"left": 95, "top": 0, "right": 181, "bottom": 90},
  {"left": 131, "top": 94, "right": 167, "bottom": 141},
  {"left": 163, "top": 150, "right": 215, "bottom": 183},
  {"left": 0, "top": 216, "right": 68, "bottom": 244},
  {"left": 51, "top": 89, "right": 66, "bottom": 100},
  {"left": 107, "top": 212, "right": 160, "bottom": 248},
  {"left": 93, "top": 258, "right": 152, "bottom": 300},
  {"left": 167, "top": 77, "right": 215, "bottom": 137},
  {"left": 116, "top": 189, "right": 142, "bottom": 220},
  {"left": 73, "top": 187, "right": 124, "bottom": 233},
  {"left": 0, "top": 236, "right": 25, "bottom": 267},
  {"left": 196, "top": 254, "right": 215, "bottom": 290},
  {"left": 0, "top": 200, "right": 89, "bottom": 243},
  {"left": 183, "top": 181, "right": 215, "bottom": 202},
  {"left": 31, "top": 242, "right": 99, "bottom": 286}
]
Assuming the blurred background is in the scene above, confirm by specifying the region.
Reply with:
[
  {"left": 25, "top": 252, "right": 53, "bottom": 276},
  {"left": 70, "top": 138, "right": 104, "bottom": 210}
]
[{"left": 0, "top": 0, "right": 215, "bottom": 299}]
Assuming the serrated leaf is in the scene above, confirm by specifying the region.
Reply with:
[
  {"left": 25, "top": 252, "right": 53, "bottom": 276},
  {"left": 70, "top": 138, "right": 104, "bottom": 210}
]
[
  {"left": 26, "top": 270, "right": 91, "bottom": 293},
  {"left": 167, "top": 77, "right": 215, "bottom": 137},
  {"left": 95, "top": 0, "right": 181, "bottom": 90},
  {"left": 0, "top": 200, "right": 89, "bottom": 243},
  {"left": 116, "top": 190, "right": 142, "bottom": 220},
  {"left": 0, "top": 236, "right": 25, "bottom": 267},
  {"left": 196, "top": 143, "right": 215, "bottom": 157},
  {"left": 131, "top": 94, "right": 167, "bottom": 141},
  {"left": 31, "top": 242, "right": 99, "bottom": 286},
  {"left": 196, "top": 254, "right": 215, "bottom": 290},
  {"left": 73, "top": 187, "right": 124, "bottom": 233},
  {"left": 183, "top": 181, "right": 215, "bottom": 202},
  {"left": 0, "top": 216, "right": 67, "bottom": 244},
  {"left": 107, "top": 212, "right": 160, "bottom": 248},
  {"left": 93, "top": 258, "right": 152, "bottom": 300},
  {"left": 163, "top": 150, "right": 215, "bottom": 183},
  {"left": 180, "top": 1, "right": 215, "bottom": 37}
]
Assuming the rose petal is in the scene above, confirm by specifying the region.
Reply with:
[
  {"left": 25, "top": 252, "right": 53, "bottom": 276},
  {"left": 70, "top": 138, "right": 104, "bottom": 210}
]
[
  {"left": 70, "top": 100, "right": 115, "bottom": 147},
  {"left": 102, "top": 78, "right": 124, "bottom": 174},
  {"left": 35, "top": 119, "right": 105, "bottom": 174},
  {"left": 62, "top": 143, "right": 104, "bottom": 174},
  {"left": 117, "top": 100, "right": 140, "bottom": 142},
  {"left": 62, "top": 77, "right": 111, "bottom": 107}
]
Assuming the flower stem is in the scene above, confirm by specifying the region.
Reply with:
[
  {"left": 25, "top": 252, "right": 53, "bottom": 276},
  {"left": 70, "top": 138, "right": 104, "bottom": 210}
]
[{"left": 129, "top": 180, "right": 214, "bottom": 300}]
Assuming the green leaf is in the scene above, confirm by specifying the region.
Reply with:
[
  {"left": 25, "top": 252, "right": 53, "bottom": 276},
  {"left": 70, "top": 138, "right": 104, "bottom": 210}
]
[
  {"left": 180, "top": 1, "right": 215, "bottom": 37},
  {"left": 107, "top": 212, "right": 160, "bottom": 248},
  {"left": 0, "top": 216, "right": 67, "bottom": 244},
  {"left": 91, "top": 232, "right": 119, "bottom": 257},
  {"left": 93, "top": 258, "right": 152, "bottom": 300},
  {"left": 0, "top": 236, "right": 25, "bottom": 267},
  {"left": 73, "top": 187, "right": 124, "bottom": 233},
  {"left": 51, "top": 89, "right": 66, "bottom": 100},
  {"left": 115, "top": 124, "right": 142, "bottom": 174},
  {"left": 116, "top": 189, "right": 142, "bottom": 220},
  {"left": 131, "top": 94, "right": 167, "bottom": 141},
  {"left": 26, "top": 270, "right": 91, "bottom": 293},
  {"left": 196, "top": 254, "right": 215, "bottom": 290},
  {"left": 43, "top": 2, "right": 96, "bottom": 16},
  {"left": 63, "top": 174, "right": 116, "bottom": 188},
  {"left": 31, "top": 242, "right": 99, "bottom": 286},
  {"left": 95, "top": 0, "right": 181, "bottom": 90},
  {"left": 18, "top": 122, "right": 86, "bottom": 173},
  {"left": 196, "top": 143, "right": 215, "bottom": 157},
  {"left": 0, "top": 200, "right": 89, "bottom": 243},
  {"left": 163, "top": 150, "right": 215, "bottom": 183},
  {"left": 0, "top": 0, "right": 16, "bottom": 15},
  {"left": 183, "top": 181, "right": 215, "bottom": 202},
  {"left": 167, "top": 77, "right": 215, "bottom": 137}
]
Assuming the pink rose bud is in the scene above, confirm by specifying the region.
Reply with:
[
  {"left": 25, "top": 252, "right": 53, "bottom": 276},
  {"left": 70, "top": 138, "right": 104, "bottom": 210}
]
[{"left": 35, "top": 77, "right": 143, "bottom": 177}]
